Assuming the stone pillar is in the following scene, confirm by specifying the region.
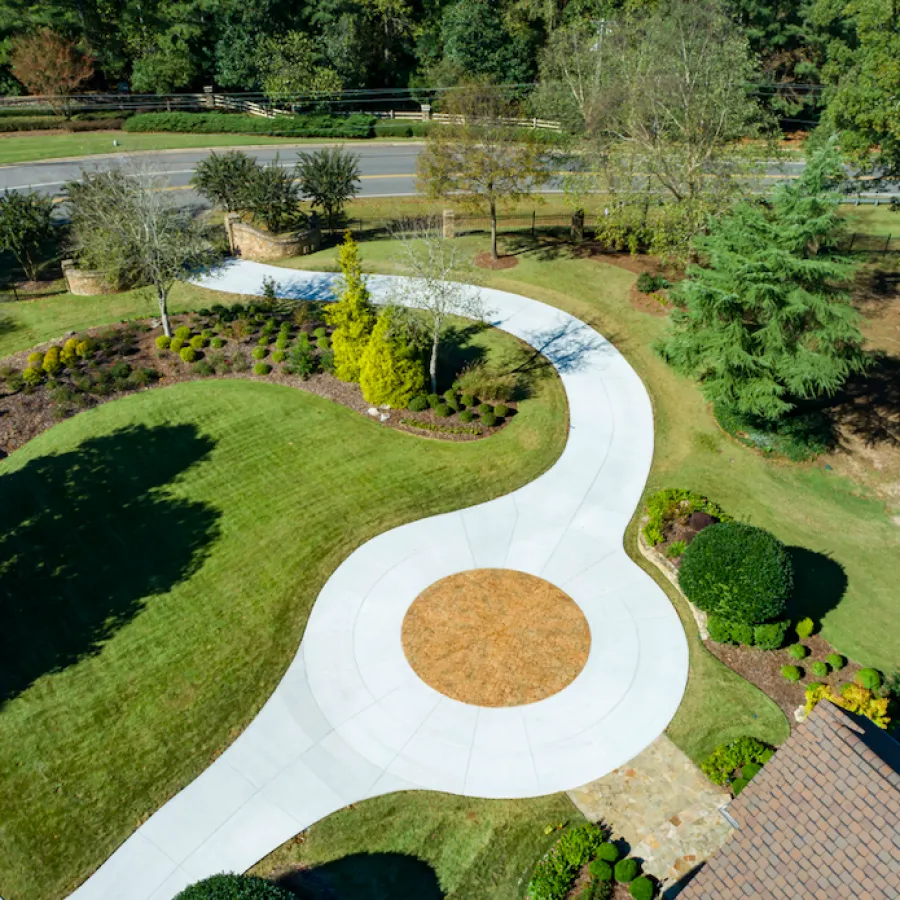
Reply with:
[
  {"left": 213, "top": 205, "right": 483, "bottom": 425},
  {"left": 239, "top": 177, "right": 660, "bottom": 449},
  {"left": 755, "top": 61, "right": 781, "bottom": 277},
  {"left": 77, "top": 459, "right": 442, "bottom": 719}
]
[
  {"left": 442, "top": 209, "right": 455, "bottom": 239},
  {"left": 420, "top": 104, "right": 432, "bottom": 121}
]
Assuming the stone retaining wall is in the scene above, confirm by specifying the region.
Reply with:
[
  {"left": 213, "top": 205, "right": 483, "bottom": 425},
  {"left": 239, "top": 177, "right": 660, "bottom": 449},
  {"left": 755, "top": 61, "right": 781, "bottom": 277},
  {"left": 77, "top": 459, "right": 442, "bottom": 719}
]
[
  {"left": 61, "top": 259, "right": 118, "bottom": 296},
  {"left": 225, "top": 215, "right": 321, "bottom": 261}
]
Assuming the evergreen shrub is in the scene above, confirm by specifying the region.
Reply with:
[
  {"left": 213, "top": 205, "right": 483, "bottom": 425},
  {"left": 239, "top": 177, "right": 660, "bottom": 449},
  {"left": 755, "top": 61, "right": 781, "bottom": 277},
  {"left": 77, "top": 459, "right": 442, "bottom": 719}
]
[
  {"left": 155, "top": 335, "right": 171, "bottom": 350},
  {"left": 781, "top": 665, "right": 802, "bottom": 682},
  {"left": 855, "top": 668, "right": 883, "bottom": 690},
  {"left": 180, "top": 347, "right": 197, "bottom": 363},
  {"left": 629, "top": 875, "right": 656, "bottom": 900},
  {"left": 174, "top": 873, "right": 293, "bottom": 900},
  {"left": 753, "top": 620, "right": 790, "bottom": 650},
  {"left": 408, "top": 395, "right": 429, "bottom": 412},
  {"left": 252, "top": 347, "right": 267, "bottom": 360},
  {"left": 253, "top": 362, "right": 272, "bottom": 375},
  {"left": 614, "top": 859, "right": 639, "bottom": 884}
]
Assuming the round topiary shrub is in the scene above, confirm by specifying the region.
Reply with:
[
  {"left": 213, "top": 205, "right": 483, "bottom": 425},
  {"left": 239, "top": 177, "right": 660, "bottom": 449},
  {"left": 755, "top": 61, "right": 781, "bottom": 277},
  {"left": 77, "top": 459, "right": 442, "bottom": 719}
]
[
  {"left": 826, "top": 653, "right": 846, "bottom": 671},
  {"left": 210, "top": 337, "right": 225, "bottom": 349},
  {"left": 731, "top": 776, "right": 749, "bottom": 796},
  {"left": 678, "top": 522, "right": 792, "bottom": 625},
  {"left": 22, "top": 366, "right": 42, "bottom": 386},
  {"left": 781, "top": 664, "right": 802, "bottom": 683},
  {"left": 589, "top": 859, "right": 613, "bottom": 882},
  {"left": 788, "top": 643, "right": 808, "bottom": 661},
  {"left": 174, "top": 873, "right": 294, "bottom": 900},
  {"left": 271, "top": 350, "right": 286, "bottom": 363},
  {"left": 174, "top": 325, "right": 192, "bottom": 341},
  {"left": 408, "top": 395, "right": 429, "bottom": 412},
  {"left": 741, "top": 762, "right": 762, "bottom": 780},
  {"left": 596, "top": 842, "right": 619, "bottom": 863},
  {"left": 629, "top": 875, "right": 656, "bottom": 900},
  {"left": 753, "top": 619, "right": 790, "bottom": 651},
  {"left": 730, "top": 622, "right": 754, "bottom": 646},
  {"left": 427, "top": 393, "right": 441, "bottom": 409},
  {"left": 180, "top": 346, "right": 197, "bottom": 363},
  {"left": 460, "top": 393, "right": 476, "bottom": 408},
  {"left": 314, "top": 326, "right": 328, "bottom": 339},
  {"left": 810, "top": 660, "right": 829, "bottom": 678},
  {"left": 481, "top": 412, "right": 498, "bottom": 428},
  {"left": 257, "top": 335, "right": 269, "bottom": 346},
  {"left": 795, "top": 617, "right": 815, "bottom": 639},
  {"left": 855, "top": 668, "right": 883, "bottom": 690},
  {"left": 155, "top": 335, "right": 171, "bottom": 350},
  {"left": 707, "top": 615, "right": 733, "bottom": 644},
  {"left": 190, "top": 335, "right": 206, "bottom": 350},
  {"left": 433, "top": 403, "right": 451, "bottom": 417},
  {"left": 494, "top": 403, "right": 509, "bottom": 418},
  {"left": 253, "top": 362, "right": 272, "bottom": 376},
  {"left": 27, "top": 350, "right": 43, "bottom": 366},
  {"left": 459, "top": 409, "right": 476, "bottom": 423},
  {"left": 252, "top": 347, "right": 267, "bottom": 360},
  {"left": 478, "top": 402, "right": 494, "bottom": 415},
  {"left": 170, "top": 337, "right": 185, "bottom": 353},
  {"left": 615, "top": 858, "right": 639, "bottom": 884}
]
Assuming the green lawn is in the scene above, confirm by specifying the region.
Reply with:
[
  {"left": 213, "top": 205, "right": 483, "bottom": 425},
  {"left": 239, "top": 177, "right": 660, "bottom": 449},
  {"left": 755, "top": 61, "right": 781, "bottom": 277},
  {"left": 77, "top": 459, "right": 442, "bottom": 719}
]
[
  {"left": 843, "top": 203, "right": 900, "bottom": 237},
  {"left": 0, "top": 330, "right": 568, "bottom": 900},
  {"left": 251, "top": 792, "right": 584, "bottom": 900}
]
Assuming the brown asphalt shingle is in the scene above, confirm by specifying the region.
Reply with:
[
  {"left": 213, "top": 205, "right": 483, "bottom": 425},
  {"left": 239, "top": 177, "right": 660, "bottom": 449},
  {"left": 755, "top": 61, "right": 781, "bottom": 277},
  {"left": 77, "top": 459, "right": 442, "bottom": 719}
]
[{"left": 677, "top": 701, "right": 900, "bottom": 899}]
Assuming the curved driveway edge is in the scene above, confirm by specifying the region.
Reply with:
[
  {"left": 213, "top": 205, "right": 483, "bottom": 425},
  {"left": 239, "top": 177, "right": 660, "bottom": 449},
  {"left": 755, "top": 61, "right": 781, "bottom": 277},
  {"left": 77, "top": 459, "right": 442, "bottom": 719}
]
[{"left": 70, "top": 261, "right": 689, "bottom": 900}]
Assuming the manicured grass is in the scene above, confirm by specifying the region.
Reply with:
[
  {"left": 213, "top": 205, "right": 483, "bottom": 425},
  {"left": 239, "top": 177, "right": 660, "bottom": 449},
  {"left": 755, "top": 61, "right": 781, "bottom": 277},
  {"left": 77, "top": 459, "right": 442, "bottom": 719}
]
[
  {"left": 251, "top": 792, "right": 584, "bottom": 900},
  {"left": 0, "top": 343, "right": 567, "bottom": 900},
  {"left": 843, "top": 203, "right": 900, "bottom": 236},
  {"left": 0, "top": 132, "right": 403, "bottom": 166}
]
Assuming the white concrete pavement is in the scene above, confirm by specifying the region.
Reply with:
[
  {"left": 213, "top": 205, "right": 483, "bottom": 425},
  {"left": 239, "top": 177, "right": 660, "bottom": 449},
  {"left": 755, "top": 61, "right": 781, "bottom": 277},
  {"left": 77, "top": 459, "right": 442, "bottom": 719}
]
[{"left": 70, "top": 262, "right": 689, "bottom": 900}]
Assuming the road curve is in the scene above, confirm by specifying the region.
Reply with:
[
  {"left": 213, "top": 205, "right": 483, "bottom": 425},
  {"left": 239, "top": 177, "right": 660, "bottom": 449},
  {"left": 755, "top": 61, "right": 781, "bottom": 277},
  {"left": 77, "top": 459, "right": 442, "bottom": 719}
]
[{"left": 70, "top": 262, "right": 689, "bottom": 900}]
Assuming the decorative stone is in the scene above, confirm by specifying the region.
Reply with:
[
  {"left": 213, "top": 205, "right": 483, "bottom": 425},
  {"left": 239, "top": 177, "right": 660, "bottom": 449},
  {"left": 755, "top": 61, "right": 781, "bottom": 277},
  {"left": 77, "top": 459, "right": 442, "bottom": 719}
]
[
  {"left": 367, "top": 407, "right": 379, "bottom": 417},
  {"left": 794, "top": 705, "right": 807, "bottom": 722}
]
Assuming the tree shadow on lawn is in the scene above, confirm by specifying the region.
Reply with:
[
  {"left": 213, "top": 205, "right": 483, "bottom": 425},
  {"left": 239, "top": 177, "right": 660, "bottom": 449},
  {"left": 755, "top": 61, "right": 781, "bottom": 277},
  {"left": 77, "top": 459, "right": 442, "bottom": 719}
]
[
  {"left": 436, "top": 321, "right": 488, "bottom": 389},
  {"left": 0, "top": 314, "right": 18, "bottom": 338},
  {"left": 829, "top": 353, "right": 900, "bottom": 448},
  {"left": 0, "top": 423, "right": 221, "bottom": 705},
  {"left": 275, "top": 852, "right": 443, "bottom": 900},
  {"left": 786, "top": 547, "right": 848, "bottom": 624}
]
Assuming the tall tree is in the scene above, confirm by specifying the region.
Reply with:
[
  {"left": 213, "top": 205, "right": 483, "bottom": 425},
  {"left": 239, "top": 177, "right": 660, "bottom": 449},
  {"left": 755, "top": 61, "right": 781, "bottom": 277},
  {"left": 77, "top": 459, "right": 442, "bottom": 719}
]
[
  {"left": 418, "top": 82, "right": 548, "bottom": 260},
  {"left": 657, "top": 141, "right": 867, "bottom": 420},
  {"left": 295, "top": 146, "right": 361, "bottom": 233},
  {"left": 0, "top": 189, "right": 53, "bottom": 281},
  {"left": 257, "top": 31, "right": 342, "bottom": 100}
]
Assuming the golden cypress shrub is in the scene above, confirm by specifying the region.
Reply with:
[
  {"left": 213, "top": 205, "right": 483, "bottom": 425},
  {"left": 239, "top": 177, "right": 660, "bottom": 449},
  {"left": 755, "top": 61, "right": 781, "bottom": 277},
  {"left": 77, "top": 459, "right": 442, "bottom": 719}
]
[{"left": 359, "top": 308, "right": 425, "bottom": 407}]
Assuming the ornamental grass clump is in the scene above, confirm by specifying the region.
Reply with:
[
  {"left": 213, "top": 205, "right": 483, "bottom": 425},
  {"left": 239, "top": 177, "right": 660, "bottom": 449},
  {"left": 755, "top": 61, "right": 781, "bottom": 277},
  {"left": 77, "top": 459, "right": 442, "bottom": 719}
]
[{"left": 678, "top": 522, "right": 792, "bottom": 625}]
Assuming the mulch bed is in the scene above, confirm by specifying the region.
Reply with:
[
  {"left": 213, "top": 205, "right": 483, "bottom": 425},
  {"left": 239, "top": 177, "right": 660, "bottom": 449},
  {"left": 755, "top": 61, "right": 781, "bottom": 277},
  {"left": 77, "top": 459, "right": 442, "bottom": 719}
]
[
  {"left": 566, "top": 869, "right": 631, "bottom": 900},
  {"left": 474, "top": 251, "right": 519, "bottom": 270},
  {"left": 628, "top": 284, "right": 673, "bottom": 317},
  {"left": 0, "top": 314, "right": 516, "bottom": 456}
]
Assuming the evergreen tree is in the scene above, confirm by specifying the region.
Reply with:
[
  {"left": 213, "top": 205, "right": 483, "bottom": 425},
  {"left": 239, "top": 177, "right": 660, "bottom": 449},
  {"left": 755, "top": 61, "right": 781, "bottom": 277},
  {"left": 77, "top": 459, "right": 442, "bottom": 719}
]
[
  {"left": 325, "top": 231, "right": 377, "bottom": 383},
  {"left": 359, "top": 307, "right": 426, "bottom": 407},
  {"left": 657, "top": 141, "right": 867, "bottom": 421}
]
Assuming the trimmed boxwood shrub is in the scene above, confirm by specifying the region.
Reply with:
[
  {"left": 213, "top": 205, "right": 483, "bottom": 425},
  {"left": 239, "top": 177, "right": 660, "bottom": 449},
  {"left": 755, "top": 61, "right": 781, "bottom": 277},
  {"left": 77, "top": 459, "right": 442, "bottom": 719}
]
[
  {"left": 678, "top": 522, "right": 792, "bottom": 625},
  {"left": 810, "top": 660, "right": 829, "bottom": 678},
  {"left": 481, "top": 412, "right": 498, "bottom": 428},
  {"left": 730, "top": 622, "right": 754, "bottom": 646},
  {"left": 827, "top": 653, "right": 846, "bottom": 671},
  {"left": 795, "top": 617, "right": 815, "bottom": 639},
  {"left": 460, "top": 392, "right": 476, "bottom": 408},
  {"left": 478, "top": 402, "right": 494, "bottom": 415},
  {"left": 314, "top": 326, "right": 328, "bottom": 339},
  {"left": 252, "top": 347, "right": 267, "bottom": 360},
  {"left": 253, "top": 362, "right": 272, "bottom": 375},
  {"left": 174, "top": 325, "right": 192, "bottom": 341},
  {"left": 614, "top": 858, "right": 639, "bottom": 884},
  {"left": 855, "top": 668, "right": 883, "bottom": 690},
  {"left": 589, "top": 860, "right": 613, "bottom": 882},
  {"left": 731, "top": 776, "right": 749, "bottom": 796},
  {"left": 408, "top": 395, "right": 429, "bottom": 412},
  {"left": 190, "top": 335, "right": 206, "bottom": 350},
  {"left": 426, "top": 392, "right": 441, "bottom": 409},
  {"left": 753, "top": 619, "right": 790, "bottom": 650},
  {"left": 707, "top": 615, "right": 734, "bottom": 644},
  {"left": 781, "top": 664, "right": 802, "bottom": 682},
  {"left": 434, "top": 403, "right": 452, "bottom": 418},
  {"left": 629, "top": 875, "right": 656, "bottom": 900},
  {"left": 494, "top": 403, "right": 510, "bottom": 417},
  {"left": 180, "top": 346, "right": 198, "bottom": 363},
  {"left": 596, "top": 842, "right": 619, "bottom": 863},
  {"left": 155, "top": 335, "right": 171, "bottom": 350},
  {"left": 175, "top": 874, "right": 294, "bottom": 900},
  {"left": 271, "top": 350, "right": 286, "bottom": 363},
  {"left": 741, "top": 762, "right": 762, "bottom": 780},
  {"left": 459, "top": 409, "right": 476, "bottom": 423},
  {"left": 788, "top": 643, "right": 808, "bottom": 660},
  {"left": 210, "top": 337, "right": 225, "bottom": 349},
  {"left": 170, "top": 337, "right": 185, "bottom": 353}
]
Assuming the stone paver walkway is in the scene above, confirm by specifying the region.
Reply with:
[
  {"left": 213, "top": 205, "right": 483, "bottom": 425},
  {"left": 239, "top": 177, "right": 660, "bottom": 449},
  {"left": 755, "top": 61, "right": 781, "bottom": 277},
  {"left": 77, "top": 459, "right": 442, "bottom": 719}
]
[
  {"left": 69, "top": 262, "right": 689, "bottom": 900},
  {"left": 568, "top": 736, "right": 733, "bottom": 888}
]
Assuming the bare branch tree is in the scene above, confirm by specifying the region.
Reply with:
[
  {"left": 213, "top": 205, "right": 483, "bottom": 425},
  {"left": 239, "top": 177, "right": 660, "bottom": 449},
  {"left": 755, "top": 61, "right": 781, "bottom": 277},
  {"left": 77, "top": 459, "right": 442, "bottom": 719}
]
[{"left": 389, "top": 221, "right": 486, "bottom": 394}]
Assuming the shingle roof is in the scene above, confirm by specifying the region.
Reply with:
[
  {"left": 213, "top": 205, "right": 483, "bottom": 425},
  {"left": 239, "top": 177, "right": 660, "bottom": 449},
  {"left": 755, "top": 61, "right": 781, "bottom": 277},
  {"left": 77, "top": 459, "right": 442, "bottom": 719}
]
[{"left": 677, "top": 700, "right": 900, "bottom": 899}]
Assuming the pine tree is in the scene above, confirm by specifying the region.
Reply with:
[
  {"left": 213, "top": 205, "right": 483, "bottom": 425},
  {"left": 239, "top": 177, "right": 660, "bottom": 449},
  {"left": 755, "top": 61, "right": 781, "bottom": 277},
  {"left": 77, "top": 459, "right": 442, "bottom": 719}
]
[
  {"left": 657, "top": 142, "right": 867, "bottom": 421},
  {"left": 325, "top": 231, "right": 376, "bottom": 382},
  {"left": 359, "top": 307, "right": 426, "bottom": 408}
]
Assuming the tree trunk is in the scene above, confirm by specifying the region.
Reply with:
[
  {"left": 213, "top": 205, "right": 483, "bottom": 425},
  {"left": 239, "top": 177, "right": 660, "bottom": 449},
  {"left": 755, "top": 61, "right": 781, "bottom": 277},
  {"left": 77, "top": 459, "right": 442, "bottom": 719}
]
[
  {"left": 490, "top": 200, "right": 498, "bottom": 260},
  {"left": 430, "top": 324, "right": 440, "bottom": 394},
  {"left": 157, "top": 285, "right": 172, "bottom": 337}
]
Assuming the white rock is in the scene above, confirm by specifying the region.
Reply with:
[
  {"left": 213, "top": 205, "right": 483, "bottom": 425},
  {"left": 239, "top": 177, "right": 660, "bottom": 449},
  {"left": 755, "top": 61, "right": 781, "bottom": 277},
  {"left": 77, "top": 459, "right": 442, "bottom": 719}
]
[{"left": 367, "top": 407, "right": 379, "bottom": 417}]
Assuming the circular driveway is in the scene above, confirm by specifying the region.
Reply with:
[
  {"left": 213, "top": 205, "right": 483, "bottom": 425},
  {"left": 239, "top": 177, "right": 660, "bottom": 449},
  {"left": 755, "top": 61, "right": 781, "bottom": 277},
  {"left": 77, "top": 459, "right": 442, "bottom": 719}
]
[{"left": 71, "top": 263, "right": 688, "bottom": 900}]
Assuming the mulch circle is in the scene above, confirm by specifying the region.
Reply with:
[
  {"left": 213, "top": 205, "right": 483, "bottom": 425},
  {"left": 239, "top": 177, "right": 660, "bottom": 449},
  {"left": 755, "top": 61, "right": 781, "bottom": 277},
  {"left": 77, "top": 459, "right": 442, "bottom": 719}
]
[
  {"left": 628, "top": 284, "right": 673, "bottom": 317},
  {"left": 401, "top": 568, "right": 591, "bottom": 707},
  {"left": 474, "top": 251, "right": 519, "bottom": 270}
]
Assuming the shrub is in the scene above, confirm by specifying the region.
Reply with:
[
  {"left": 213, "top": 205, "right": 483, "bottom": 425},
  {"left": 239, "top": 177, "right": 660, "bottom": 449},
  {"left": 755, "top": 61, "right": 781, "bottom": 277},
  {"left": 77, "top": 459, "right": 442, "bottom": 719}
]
[
  {"left": 254, "top": 362, "right": 272, "bottom": 375},
  {"left": 22, "top": 366, "right": 42, "bottom": 385},
  {"left": 459, "top": 409, "right": 476, "bottom": 423},
  {"left": 527, "top": 824, "right": 608, "bottom": 900},
  {"left": 252, "top": 347, "right": 267, "bottom": 360},
  {"left": 614, "top": 858, "right": 639, "bottom": 884},
  {"left": 494, "top": 403, "right": 510, "bottom": 418},
  {"left": 170, "top": 337, "right": 185, "bottom": 353},
  {"left": 427, "top": 393, "right": 441, "bottom": 408},
  {"left": 805, "top": 682, "right": 890, "bottom": 729},
  {"left": 193, "top": 361, "right": 214, "bottom": 377},
  {"left": 128, "top": 367, "right": 156, "bottom": 388},
  {"left": 642, "top": 488, "right": 732, "bottom": 546},
  {"left": 156, "top": 335, "right": 171, "bottom": 350},
  {"left": 174, "top": 873, "right": 294, "bottom": 900},
  {"left": 678, "top": 522, "right": 792, "bottom": 625},
  {"left": 664, "top": 541, "right": 686, "bottom": 559},
  {"left": 317, "top": 336, "right": 331, "bottom": 351},
  {"left": 741, "top": 762, "right": 762, "bottom": 780},
  {"left": 460, "top": 392, "right": 476, "bottom": 408},
  {"left": 174, "top": 325, "right": 192, "bottom": 341},
  {"left": 827, "top": 653, "right": 846, "bottom": 671},
  {"left": 731, "top": 777, "right": 749, "bottom": 796},
  {"left": 781, "top": 664, "right": 802, "bottom": 682},
  {"left": 359, "top": 309, "right": 426, "bottom": 407},
  {"left": 109, "top": 360, "right": 132, "bottom": 380},
  {"left": 320, "top": 349, "right": 335, "bottom": 374},
  {"left": 180, "top": 346, "right": 198, "bottom": 363},
  {"left": 707, "top": 615, "right": 733, "bottom": 644},
  {"left": 788, "top": 644, "right": 808, "bottom": 661},
  {"left": 434, "top": 403, "right": 452, "bottom": 417},
  {"left": 701, "top": 736, "right": 774, "bottom": 785},
  {"left": 189, "top": 335, "right": 206, "bottom": 350},
  {"left": 42, "top": 346, "right": 62, "bottom": 375},
  {"left": 27, "top": 351, "right": 43, "bottom": 366},
  {"left": 210, "top": 337, "right": 224, "bottom": 348},
  {"left": 629, "top": 875, "right": 656, "bottom": 900},
  {"left": 126, "top": 111, "right": 376, "bottom": 140},
  {"left": 402, "top": 418, "right": 482, "bottom": 436},
  {"left": 75, "top": 339, "right": 93, "bottom": 358},
  {"left": 478, "top": 402, "right": 494, "bottom": 415},
  {"left": 753, "top": 619, "right": 790, "bottom": 651},
  {"left": 810, "top": 661, "right": 829, "bottom": 678},
  {"left": 314, "top": 327, "right": 328, "bottom": 339},
  {"left": 730, "top": 622, "right": 754, "bottom": 646},
  {"left": 457, "top": 360, "right": 518, "bottom": 402},
  {"left": 443, "top": 389, "right": 458, "bottom": 404},
  {"left": 636, "top": 272, "right": 670, "bottom": 294},
  {"left": 855, "top": 668, "right": 883, "bottom": 690},
  {"left": 596, "top": 842, "right": 619, "bottom": 863},
  {"left": 481, "top": 412, "right": 498, "bottom": 428},
  {"left": 408, "top": 395, "right": 429, "bottom": 412},
  {"left": 271, "top": 350, "right": 286, "bottom": 363},
  {"left": 589, "top": 860, "right": 613, "bottom": 882},
  {"left": 275, "top": 335, "right": 289, "bottom": 350},
  {"left": 258, "top": 336, "right": 270, "bottom": 346},
  {"left": 795, "top": 617, "right": 815, "bottom": 640}
]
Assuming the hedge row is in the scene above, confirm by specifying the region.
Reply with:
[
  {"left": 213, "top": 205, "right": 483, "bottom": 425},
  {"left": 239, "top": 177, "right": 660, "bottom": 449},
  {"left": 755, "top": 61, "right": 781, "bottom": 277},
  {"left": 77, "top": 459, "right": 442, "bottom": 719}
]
[
  {"left": 0, "top": 116, "right": 129, "bottom": 133},
  {"left": 124, "top": 111, "right": 376, "bottom": 138}
]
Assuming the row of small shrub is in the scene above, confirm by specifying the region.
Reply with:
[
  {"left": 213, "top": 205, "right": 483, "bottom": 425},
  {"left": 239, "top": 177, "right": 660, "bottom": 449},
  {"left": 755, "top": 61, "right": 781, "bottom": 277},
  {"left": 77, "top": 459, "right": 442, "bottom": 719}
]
[
  {"left": 124, "top": 111, "right": 376, "bottom": 139},
  {"left": 407, "top": 390, "right": 510, "bottom": 427},
  {"left": 0, "top": 115, "right": 129, "bottom": 133},
  {"left": 373, "top": 120, "right": 433, "bottom": 138},
  {"left": 708, "top": 616, "right": 791, "bottom": 650},
  {"left": 401, "top": 418, "right": 482, "bottom": 435},
  {"left": 642, "top": 488, "right": 731, "bottom": 547}
]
